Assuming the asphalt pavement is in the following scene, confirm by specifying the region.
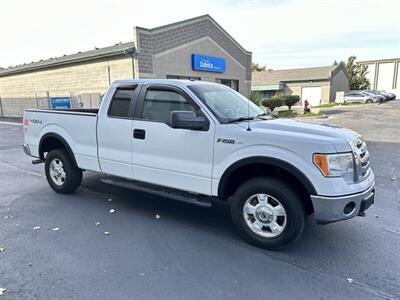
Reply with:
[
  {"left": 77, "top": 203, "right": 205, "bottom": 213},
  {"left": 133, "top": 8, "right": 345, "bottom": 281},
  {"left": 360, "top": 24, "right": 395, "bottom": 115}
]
[{"left": 0, "top": 101, "right": 399, "bottom": 299}]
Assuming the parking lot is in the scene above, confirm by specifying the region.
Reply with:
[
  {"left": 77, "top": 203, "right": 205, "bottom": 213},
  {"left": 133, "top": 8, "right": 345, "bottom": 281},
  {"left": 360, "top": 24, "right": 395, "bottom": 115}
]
[{"left": 0, "top": 101, "right": 399, "bottom": 300}]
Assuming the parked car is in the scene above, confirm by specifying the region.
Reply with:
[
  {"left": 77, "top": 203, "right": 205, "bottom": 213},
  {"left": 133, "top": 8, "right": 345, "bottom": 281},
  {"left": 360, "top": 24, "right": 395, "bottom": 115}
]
[
  {"left": 344, "top": 91, "right": 377, "bottom": 104},
  {"left": 22, "top": 79, "right": 375, "bottom": 250},
  {"left": 379, "top": 91, "right": 396, "bottom": 100},
  {"left": 368, "top": 90, "right": 391, "bottom": 101},
  {"left": 361, "top": 91, "right": 385, "bottom": 103},
  {"left": 378, "top": 91, "right": 393, "bottom": 100}
]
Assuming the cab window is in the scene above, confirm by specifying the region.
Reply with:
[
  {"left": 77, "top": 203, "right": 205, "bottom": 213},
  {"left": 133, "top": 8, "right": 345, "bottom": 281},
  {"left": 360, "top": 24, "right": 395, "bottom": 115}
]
[
  {"left": 108, "top": 88, "right": 136, "bottom": 118},
  {"left": 142, "top": 89, "right": 195, "bottom": 123}
]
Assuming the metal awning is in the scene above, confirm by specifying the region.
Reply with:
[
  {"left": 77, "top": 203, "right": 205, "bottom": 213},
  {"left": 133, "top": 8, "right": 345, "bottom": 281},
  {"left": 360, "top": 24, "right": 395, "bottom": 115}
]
[{"left": 251, "top": 83, "right": 284, "bottom": 91}]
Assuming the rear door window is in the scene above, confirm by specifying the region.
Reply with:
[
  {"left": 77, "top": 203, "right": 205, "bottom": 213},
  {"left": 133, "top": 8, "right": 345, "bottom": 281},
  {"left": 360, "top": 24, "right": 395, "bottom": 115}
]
[{"left": 108, "top": 87, "right": 137, "bottom": 118}]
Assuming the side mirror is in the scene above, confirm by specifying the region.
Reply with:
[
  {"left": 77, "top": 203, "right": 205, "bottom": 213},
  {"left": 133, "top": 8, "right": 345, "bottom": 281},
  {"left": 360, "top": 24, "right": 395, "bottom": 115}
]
[{"left": 171, "top": 111, "right": 206, "bottom": 130}]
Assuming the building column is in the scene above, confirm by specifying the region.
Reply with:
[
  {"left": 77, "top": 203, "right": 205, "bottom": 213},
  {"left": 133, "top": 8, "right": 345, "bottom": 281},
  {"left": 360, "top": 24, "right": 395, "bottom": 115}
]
[
  {"left": 393, "top": 60, "right": 398, "bottom": 89},
  {"left": 373, "top": 62, "right": 379, "bottom": 90}
]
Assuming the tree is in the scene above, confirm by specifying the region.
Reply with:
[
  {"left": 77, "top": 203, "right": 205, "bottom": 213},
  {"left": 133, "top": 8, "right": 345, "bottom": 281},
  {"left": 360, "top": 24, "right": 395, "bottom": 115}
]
[
  {"left": 344, "top": 56, "right": 370, "bottom": 90},
  {"left": 285, "top": 95, "right": 300, "bottom": 110},
  {"left": 251, "top": 62, "right": 266, "bottom": 72},
  {"left": 261, "top": 96, "right": 284, "bottom": 111}
]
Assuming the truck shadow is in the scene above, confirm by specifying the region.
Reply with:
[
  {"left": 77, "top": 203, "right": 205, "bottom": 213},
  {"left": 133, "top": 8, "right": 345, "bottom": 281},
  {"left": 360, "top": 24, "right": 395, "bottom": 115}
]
[
  {"left": 33, "top": 157, "right": 397, "bottom": 297},
  {"left": 81, "top": 172, "right": 370, "bottom": 258}
]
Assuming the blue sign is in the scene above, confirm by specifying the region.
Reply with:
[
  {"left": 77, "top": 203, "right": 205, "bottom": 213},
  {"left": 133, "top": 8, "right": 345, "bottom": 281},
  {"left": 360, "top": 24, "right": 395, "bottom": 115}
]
[
  {"left": 50, "top": 97, "right": 71, "bottom": 109},
  {"left": 192, "top": 54, "right": 226, "bottom": 73}
]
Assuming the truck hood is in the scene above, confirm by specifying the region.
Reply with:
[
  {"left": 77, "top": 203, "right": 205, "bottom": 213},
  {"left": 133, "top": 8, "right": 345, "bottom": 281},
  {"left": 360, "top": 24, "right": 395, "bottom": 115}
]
[{"left": 237, "top": 118, "right": 360, "bottom": 152}]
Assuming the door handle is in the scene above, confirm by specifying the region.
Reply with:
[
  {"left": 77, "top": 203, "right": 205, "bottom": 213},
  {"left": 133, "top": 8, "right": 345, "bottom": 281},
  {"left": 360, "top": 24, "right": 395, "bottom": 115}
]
[{"left": 133, "top": 129, "right": 146, "bottom": 139}]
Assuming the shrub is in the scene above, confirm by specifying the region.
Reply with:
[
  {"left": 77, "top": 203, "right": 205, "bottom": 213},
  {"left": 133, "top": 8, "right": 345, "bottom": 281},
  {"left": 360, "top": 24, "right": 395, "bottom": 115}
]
[
  {"left": 285, "top": 95, "right": 300, "bottom": 110},
  {"left": 250, "top": 91, "right": 263, "bottom": 106},
  {"left": 261, "top": 96, "right": 285, "bottom": 111}
]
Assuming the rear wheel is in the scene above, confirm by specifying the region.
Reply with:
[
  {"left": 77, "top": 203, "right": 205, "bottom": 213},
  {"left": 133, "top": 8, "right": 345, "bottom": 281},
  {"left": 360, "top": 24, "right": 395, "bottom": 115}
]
[
  {"left": 45, "top": 149, "right": 82, "bottom": 193},
  {"left": 231, "top": 177, "right": 306, "bottom": 250}
]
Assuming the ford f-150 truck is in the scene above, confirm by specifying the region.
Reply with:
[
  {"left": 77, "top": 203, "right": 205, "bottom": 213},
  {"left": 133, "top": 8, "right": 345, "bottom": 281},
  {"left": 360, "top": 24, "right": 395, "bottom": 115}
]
[{"left": 23, "top": 79, "right": 375, "bottom": 250}]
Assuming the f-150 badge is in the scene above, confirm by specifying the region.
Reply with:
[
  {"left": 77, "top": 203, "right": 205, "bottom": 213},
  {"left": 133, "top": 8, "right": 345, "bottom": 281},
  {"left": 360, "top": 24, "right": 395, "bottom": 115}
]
[{"left": 217, "top": 138, "right": 242, "bottom": 144}]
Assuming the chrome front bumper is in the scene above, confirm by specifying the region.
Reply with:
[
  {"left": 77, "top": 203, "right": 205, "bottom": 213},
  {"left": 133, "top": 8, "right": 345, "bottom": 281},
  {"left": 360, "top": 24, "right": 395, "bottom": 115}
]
[{"left": 311, "top": 184, "right": 375, "bottom": 224}]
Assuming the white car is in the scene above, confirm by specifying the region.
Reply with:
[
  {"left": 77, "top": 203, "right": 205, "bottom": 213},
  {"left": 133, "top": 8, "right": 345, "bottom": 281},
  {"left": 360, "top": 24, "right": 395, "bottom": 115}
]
[
  {"left": 22, "top": 79, "right": 375, "bottom": 250},
  {"left": 362, "top": 91, "right": 385, "bottom": 102},
  {"left": 344, "top": 92, "right": 377, "bottom": 104}
]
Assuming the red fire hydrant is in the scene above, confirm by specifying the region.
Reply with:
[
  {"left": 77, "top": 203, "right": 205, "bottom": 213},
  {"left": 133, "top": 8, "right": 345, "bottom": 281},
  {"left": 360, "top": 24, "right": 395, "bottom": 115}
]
[{"left": 304, "top": 99, "right": 310, "bottom": 113}]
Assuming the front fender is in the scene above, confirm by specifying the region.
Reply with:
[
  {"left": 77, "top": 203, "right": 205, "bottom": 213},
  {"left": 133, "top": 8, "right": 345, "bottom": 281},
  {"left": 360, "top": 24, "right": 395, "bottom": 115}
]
[{"left": 212, "top": 144, "right": 321, "bottom": 197}]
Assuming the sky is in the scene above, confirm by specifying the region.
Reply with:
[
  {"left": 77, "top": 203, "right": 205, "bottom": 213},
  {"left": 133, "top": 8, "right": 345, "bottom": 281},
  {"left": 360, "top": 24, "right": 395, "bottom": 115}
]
[{"left": 1, "top": 0, "right": 399, "bottom": 70}]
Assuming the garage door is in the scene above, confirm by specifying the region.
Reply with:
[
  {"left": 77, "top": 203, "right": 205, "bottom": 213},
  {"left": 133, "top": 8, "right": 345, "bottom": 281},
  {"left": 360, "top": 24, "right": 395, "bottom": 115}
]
[{"left": 301, "top": 87, "right": 322, "bottom": 106}]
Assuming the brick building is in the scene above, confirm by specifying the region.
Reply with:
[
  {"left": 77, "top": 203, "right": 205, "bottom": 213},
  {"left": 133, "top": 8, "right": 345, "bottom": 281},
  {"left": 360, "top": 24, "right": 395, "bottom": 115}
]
[{"left": 0, "top": 15, "right": 252, "bottom": 117}]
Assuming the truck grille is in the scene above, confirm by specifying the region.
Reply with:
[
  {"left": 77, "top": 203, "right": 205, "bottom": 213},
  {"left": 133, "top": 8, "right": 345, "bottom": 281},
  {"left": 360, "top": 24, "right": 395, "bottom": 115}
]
[{"left": 353, "top": 138, "right": 370, "bottom": 182}]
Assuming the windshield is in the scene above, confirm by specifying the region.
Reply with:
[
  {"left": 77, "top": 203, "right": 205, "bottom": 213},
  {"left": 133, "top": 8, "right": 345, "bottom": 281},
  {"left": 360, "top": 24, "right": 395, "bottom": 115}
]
[{"left": 188, "top": 84, "right": 265, "bottom": 123}]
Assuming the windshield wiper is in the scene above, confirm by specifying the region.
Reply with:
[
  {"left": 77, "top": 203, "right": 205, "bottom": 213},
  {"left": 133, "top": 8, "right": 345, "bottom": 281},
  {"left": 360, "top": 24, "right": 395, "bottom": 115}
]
[
  {"left": 257, "top": 112, "right": 275, "bottom": 119},
  {"left": 225, "top": 116, "right": 256, "bottom": 124}
]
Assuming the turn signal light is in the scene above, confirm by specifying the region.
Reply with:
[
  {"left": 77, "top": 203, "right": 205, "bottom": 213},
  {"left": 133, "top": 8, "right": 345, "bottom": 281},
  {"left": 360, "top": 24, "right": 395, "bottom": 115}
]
[{"left": 314, "top": 154, "right": 329, "bottom": 176}]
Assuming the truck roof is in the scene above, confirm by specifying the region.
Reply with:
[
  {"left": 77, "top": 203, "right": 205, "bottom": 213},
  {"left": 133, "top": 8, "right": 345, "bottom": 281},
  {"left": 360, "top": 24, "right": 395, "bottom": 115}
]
[{"left": 111, "top": 79, "right": 217, "bottom": 88}]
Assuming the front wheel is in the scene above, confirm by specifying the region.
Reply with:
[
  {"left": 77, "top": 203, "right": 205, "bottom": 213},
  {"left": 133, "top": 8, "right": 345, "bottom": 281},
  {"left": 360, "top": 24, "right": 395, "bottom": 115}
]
[
  {"left": 45, "top": 149, "right": 82, "bottom": 194},
  {"left": 231, "top": 177, "right": 306, "bottom": 250}
]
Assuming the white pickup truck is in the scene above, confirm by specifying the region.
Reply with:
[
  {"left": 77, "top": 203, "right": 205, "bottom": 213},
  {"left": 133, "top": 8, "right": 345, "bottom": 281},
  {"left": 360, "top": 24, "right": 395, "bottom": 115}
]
[{"left": 23, "top": 79, "right": 375, "bottom": 249}]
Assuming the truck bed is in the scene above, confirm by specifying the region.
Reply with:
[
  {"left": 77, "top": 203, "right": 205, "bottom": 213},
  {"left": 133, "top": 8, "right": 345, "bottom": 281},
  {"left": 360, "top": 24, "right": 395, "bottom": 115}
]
[
  {"left": 24, "top": 108, "right": 100, "bottom": 172},
  {"left": 25, "top": 108, "right": 99, "bottom": 115}
]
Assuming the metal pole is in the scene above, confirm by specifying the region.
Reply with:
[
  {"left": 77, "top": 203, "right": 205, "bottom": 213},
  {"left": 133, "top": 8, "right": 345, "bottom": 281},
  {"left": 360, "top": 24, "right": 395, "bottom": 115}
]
[
  {"left": 35, "top": 92, "right": 39, "bottom": 109},
  {"left": 131, "top": 56, "right": 135, "bottom": 79},
  {"left": 0, "top": 96, "right": 3, "bottom": 116},
  {"left": 70, "top": 91, "right": 73, "bottom": 108},
  {"left": 107, "top": 65, "right": 111, "bottom": 85},
  {"left": 46, "top": 91, "right": 50, "bottom": 108}
]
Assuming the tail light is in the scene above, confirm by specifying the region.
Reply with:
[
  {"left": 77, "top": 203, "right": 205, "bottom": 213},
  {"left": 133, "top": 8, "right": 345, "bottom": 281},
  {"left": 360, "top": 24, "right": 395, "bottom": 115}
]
[{"left": 23, "top": 117, "right": 29, "bottom": 135}]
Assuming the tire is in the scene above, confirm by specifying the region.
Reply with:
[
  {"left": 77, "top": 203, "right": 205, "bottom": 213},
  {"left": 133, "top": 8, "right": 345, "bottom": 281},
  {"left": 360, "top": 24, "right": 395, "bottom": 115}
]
[
  {"left": 230, "top": 177, "right": 306, "bottom": 250},
  {"left": 366, "top": 99, "right": 373, "bottom": 104},
  {"left": 45, "top": 149, "right": 82, "bottom": 194}
]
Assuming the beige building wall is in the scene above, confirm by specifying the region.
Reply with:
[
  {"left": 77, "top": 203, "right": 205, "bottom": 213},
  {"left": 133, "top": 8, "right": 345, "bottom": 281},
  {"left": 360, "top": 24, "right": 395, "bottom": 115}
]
[
  {"left": 283, "top": 86, "right": 301, "bottom": 97},
  {"left": 0, "top": 56, "right": 132, "bottom": 97},
  {"left": 321, "top": 86, "right": 331, "bottom": 104},
  {"left": 0, "top": 56, "right": 133, "bottom": 116},
  {"left": 284, "top": 81, "right": 331, "bottom": 104}
]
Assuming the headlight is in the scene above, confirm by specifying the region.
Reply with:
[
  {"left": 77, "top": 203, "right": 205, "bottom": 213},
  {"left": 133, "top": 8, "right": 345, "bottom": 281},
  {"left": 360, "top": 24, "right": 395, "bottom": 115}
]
[{"left": 313, "top": 153, "right": 354, "bottom": 182}]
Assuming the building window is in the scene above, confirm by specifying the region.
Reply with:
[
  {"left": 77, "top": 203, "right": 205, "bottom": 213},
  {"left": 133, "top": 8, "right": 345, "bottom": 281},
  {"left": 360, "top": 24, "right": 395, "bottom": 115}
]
[
  {"left": 166, "top": 75, "right": 201, "bottom": 80},
  {"left": 216, "top": 79, "right": 239, "bottom": 92},
  {"left": 259, "top": 90, "right": 278, "bottom": 99}
]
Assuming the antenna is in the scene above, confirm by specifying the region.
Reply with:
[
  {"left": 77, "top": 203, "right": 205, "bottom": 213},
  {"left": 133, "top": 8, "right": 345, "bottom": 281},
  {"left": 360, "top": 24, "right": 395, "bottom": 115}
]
[{"left": 246, "top": 97, "right": 251, "bottom": 131}]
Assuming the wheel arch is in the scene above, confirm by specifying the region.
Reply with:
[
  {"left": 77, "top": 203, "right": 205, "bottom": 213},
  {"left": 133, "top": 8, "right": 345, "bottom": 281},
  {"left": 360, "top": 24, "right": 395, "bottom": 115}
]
[
  {"left": 217, "top": 157, "right": 317, "bottom": 213},
  {"left": 39, "top": 133, "right": 78, "bottom": 167}
]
